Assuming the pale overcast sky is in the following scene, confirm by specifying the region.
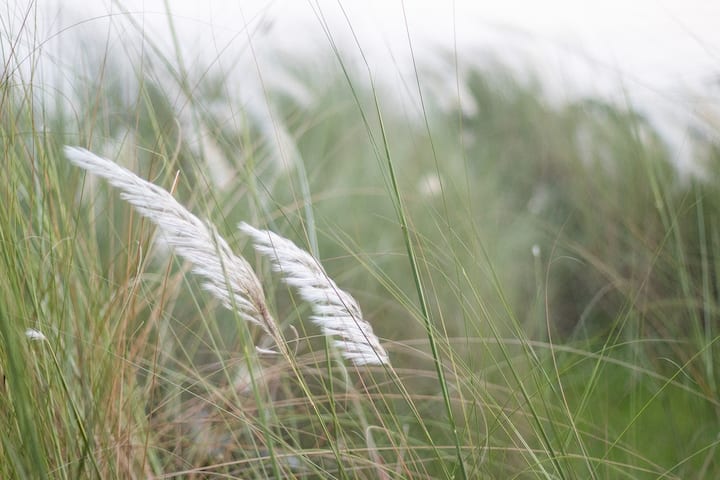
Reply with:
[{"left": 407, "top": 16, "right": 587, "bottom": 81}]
[
  {"left": 21, "top": 0, "right": 718, "bottom": 93},
  {"left": 6, "top": 0, "right": 719, "bottom": 162}
]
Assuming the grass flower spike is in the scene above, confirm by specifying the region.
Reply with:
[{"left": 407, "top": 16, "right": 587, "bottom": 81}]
[
  {"left": 64, "top": 147, "right": 278, "bottom": 342},
  {"left": 64, "top": 146, "right": 388, "bottom": 366},
  {"left": 240, "top": 222, "right": 390, "bottom": 366},
  {"left": 25, "top": 328, "right": 47, "bottom": 342}
]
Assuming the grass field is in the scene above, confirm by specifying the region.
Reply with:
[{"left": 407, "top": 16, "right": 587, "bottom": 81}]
[{"left": 1, "top": 4, "right": 719, "bottom": 478}]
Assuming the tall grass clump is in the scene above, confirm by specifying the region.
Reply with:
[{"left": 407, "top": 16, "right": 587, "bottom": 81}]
[{"left": 1, "top": 4, "right": 719, "bottom": 478}]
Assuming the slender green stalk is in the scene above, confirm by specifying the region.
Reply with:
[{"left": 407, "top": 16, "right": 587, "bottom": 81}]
[{"left": 372, "top": 99, "right": 468, "bottom": 479}]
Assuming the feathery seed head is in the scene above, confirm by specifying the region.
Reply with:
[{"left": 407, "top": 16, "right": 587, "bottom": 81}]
[
  {"left": 25, "top": 328, "right": 47, "bottom": 342},
  {"left": 239, "top": 222, "right": 390, "bottom": 366},
  {"left": 64, "top": 146, "right": 388, "bottom": 367},
  {"left": 64, "top": 147, "right": 278, "bottom": 341}
]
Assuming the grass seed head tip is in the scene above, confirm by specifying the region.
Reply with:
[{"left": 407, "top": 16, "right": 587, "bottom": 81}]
[{"left": 239, "top": 222, "right": 390, "bottom": 366}]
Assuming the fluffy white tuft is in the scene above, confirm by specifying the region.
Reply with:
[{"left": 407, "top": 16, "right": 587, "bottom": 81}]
[
  {"left": 25, "top": 328, "right": 47, "bottom": 341},
  {"left": 239, "top": 222, "right": 390, "bottom": 366},
  {"left": 64, "top": 146, "right": 276, "bottom": 339}
]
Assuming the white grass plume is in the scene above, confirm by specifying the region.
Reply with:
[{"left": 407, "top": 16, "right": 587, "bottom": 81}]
[
  {"left": 239, "top": 223, "right": 390, "bottom": 366},
  {"left": 25, "top": 328, "right": 47, "bottom": 341},
  {"left": 64, "top": 147, "right": 277, "bottom": 341}
]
